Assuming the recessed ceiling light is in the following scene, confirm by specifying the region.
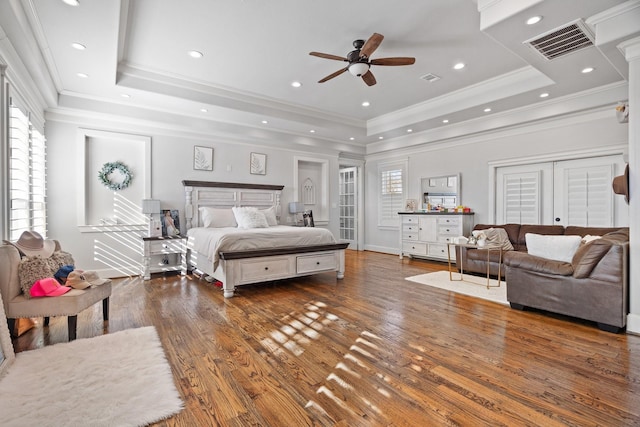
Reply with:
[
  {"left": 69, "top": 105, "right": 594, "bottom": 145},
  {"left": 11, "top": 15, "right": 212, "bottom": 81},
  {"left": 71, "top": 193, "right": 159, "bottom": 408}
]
[
  {"left": 378, "top": 136, "right": 384, "bottom": 140},
  {"left": 76, "top": 72, "right": 89, "bottom": 78},
  {"left": 484, "top": 107, "right": 492, "bottom": 112},
  {"left": 121, "top": 94, "right": 130, "bottom": 98},
  {"left": 200, "top": 108, "right": 208, "bottom": 113},
  {"left": 362, "top": 101, "right": 370, "bottom": 107},
  {"left": 62, "top": 0, "right": 79, "bottom": 6},
  {"left": 442, "top": 119, "right": 449, "bottom": 123},
  {"left": 453, "top": 62, "right": 465, "bottom": 70},
  {"left": 71, "top": 42, "right": 86, "bottom": 50},
  {"left": 581, "top": 67, "right": 594, "bottom": 73},
  {"left": 349, "top": 137, "right": 355, "bottom": 141},
  {"left": 539, "top": 92, "right": 549, "bottom": 98},
  {"left": 526, "top": 16, "right": 542, "bottom": 25},
  {"left": 309, "top": 129, "right": 315, "bottom": 133},
  {"left": 291, "top": 81, "right": 302, "bottom": 88},
  {"left": 261, "top": 120, "right": 268, "bottom": 124},
  {"left": 407, "top": 129, "right": 413, "bottom": 133},
  {"left": 188, "top": 50, "right": 203, "bottom": 58}
]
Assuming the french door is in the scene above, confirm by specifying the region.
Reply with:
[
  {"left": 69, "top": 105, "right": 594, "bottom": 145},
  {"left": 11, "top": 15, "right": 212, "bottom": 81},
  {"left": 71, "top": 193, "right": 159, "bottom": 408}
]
[{"left": 339, "top": 167, "right": 358, "bottom": 248}]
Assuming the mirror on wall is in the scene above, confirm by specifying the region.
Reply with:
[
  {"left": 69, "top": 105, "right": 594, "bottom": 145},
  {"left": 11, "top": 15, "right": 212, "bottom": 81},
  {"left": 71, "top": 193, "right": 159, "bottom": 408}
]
[{"left": 421, "top": 173, "right": 460, "bottom": 209}]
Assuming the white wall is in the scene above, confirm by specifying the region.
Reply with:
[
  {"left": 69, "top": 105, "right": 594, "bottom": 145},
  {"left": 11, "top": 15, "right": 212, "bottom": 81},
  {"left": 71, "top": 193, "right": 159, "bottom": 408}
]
[
  {"left": 364, "top": 108, "right": 629, "bottom": 254},
  {"left": 45, "top": 115, "right": 342, "bottom": 276}
]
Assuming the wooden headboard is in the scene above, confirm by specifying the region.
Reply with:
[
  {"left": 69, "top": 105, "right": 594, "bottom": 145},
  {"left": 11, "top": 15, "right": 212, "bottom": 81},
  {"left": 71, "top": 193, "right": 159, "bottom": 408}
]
[{"left": 182, "top": 181, "right": 284, "bottom": 229}]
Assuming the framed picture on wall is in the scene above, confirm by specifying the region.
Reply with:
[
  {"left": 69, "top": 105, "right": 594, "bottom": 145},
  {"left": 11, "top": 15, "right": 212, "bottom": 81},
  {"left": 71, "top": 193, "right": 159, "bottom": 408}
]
[
  {"left": 161, "top": 209, "right": 180, "bottom": 236},
  {"left": 250, "top": 152, "right": 267, "bottom": 175},
  {"left": 193, "top": 145, "right": 213, "bottom": 171}
]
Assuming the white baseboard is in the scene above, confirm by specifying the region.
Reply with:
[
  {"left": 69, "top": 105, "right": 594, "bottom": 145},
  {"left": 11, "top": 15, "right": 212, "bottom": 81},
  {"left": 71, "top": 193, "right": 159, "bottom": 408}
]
[{"left": 626, "top": 313, "right": 640, "bottom": 335}]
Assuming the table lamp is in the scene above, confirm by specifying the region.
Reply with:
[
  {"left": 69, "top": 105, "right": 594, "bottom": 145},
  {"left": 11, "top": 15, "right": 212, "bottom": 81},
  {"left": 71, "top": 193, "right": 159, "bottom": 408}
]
[
  {"left": 142, "top": 199, "right": 162, "bottom": 237},
  {"left": 289, "top": 202, "right": 305, "bottom": 226}
]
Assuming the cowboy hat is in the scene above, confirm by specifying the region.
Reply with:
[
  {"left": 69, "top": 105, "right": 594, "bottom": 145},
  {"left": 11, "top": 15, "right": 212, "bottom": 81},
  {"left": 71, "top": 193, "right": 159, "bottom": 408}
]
[
  {"left": 14, "top": 231, "right": 56, "bottom": 258},
  {"left": 612, "top": 164, "right": 629, "bottom": 203}
]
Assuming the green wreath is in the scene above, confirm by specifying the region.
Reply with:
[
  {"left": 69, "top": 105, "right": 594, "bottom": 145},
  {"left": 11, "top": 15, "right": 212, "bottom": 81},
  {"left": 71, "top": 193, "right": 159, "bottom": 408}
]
[{"left": 98, "top": 161, "right": 133, "bottom": 191}]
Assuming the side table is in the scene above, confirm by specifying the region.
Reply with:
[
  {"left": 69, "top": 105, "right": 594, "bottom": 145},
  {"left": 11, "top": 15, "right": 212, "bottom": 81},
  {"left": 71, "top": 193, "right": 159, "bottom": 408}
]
[
  {"left": 142, "top": 235, "right": 187, "bottom": 280},
  {"left": 447, "top": 243, "right": 502, "bottom": 289}
]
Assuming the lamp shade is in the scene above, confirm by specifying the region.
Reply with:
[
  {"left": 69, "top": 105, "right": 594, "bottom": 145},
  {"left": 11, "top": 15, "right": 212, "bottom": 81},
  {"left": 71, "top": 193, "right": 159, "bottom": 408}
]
[
  {"left": 348, "top": 62, "right": 370, "bottom": 77},
  {"left": 289, "top": 202, "right": 305, "bottom": 214},
  {"left": 141, "top": 199, "right": 161, "bottom": 215}
]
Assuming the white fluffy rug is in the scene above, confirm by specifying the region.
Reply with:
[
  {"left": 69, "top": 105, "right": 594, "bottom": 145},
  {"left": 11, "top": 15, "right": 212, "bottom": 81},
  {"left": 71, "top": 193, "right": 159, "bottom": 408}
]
[
  {"left": 405, "top": 270, "right": 508, "bottom": 305},
  {"left": 0, "top": 326, "right": 183, "bottom": 427}
]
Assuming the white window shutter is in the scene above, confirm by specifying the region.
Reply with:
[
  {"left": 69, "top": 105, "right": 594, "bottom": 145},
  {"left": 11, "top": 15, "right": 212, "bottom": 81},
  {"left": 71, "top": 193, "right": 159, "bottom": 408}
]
[{"left": 502, "top": 171, "right": 540, "bottom": 224}]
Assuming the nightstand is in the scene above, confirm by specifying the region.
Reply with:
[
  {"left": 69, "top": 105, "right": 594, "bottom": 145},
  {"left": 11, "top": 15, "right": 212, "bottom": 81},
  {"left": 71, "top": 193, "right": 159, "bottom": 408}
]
[{"left": 141, "top": 235, "right": 187, "bottom": 280}]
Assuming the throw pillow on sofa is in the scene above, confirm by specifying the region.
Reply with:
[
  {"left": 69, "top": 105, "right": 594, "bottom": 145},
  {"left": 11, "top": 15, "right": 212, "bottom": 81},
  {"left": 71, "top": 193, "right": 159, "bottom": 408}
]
[{"left": 525, "top": 233, "right": 582, "bottom": 263}]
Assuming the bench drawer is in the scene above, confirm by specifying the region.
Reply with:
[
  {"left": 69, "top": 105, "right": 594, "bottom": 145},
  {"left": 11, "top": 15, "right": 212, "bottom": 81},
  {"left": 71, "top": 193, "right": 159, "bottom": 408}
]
[{"left": 297, "top": 253, "right": 337, "bottom": 274}]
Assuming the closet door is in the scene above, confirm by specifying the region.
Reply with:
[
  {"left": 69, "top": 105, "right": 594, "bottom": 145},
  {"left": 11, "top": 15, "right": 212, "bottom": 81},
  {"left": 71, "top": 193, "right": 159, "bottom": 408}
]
[
  {"left": 552, "top": 156, "right": 621, "bottom": 227},
  {"left": 496, "top": 163, "right": 553, "bottom": 224}
]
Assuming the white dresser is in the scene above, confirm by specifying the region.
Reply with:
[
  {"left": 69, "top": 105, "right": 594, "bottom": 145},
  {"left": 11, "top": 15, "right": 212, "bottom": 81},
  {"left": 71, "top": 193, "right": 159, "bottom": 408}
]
[{"left": 399, "top": 212, "right": 474, "bottom": 261}]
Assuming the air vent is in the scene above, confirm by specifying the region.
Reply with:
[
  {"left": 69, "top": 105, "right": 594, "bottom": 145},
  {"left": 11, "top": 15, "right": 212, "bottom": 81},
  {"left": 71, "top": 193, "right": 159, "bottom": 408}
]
[
  {"left": 524, "top": 20, "right": 594, "bottom": 60},
  {"left": 420, "top": 73, "right": 441, "bottom": 83}
]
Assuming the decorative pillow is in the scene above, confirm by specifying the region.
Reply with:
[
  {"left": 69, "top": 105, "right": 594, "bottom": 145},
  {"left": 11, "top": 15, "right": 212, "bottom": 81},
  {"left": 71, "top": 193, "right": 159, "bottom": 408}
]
[
  {"left": 582, "top": 235, "right": 602, "bottom": 244},
  {"left": 18, "top": 256, "right": 55, "bottom": 299},
  {"left": 47, "top": 250, "right": 75, "bottom": 271},
  {"left": 483, "top": 228, "right": 514, "bottom": 251},
  {"left": 261, "top": 206, "right": 278, "bottom": 226},
  {"left": 232, "top": 207, "right": 269, "bottom": 229},
  {"left": 199, "top": 207, "right": 237, "bottom": 228},
  {"left": 525, "top": 233, "right": 582, "bottom": 263}
]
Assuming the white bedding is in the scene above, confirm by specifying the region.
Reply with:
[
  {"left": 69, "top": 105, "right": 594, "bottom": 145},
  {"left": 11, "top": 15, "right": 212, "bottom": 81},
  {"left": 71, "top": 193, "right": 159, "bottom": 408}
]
[{"left": 187, "top": 225, "right": 337, "bottom": 269}]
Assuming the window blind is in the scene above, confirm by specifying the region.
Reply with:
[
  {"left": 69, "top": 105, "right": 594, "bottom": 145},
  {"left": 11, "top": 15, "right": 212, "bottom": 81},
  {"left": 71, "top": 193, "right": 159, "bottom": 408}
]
[
  {"left": 378, "top": 161, "right": 406, "bottom": 227},
  {"left": 8, "top": 100, "right": 47, "bottom": 240}
]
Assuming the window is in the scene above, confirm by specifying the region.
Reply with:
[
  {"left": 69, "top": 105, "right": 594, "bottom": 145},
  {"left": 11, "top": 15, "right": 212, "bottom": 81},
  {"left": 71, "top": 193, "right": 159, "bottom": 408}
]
[
  {"left": 8, "top": 99, "right": 47, "bottom": 240},
  {"left": 378, "top": 160, "right": 407, "bottom": 227}
]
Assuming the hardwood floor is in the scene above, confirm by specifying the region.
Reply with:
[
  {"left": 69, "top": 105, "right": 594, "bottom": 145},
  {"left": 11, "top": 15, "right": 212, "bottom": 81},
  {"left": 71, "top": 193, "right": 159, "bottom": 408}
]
[{"left": 11, "top": 250, "right": 640, "bottom": 426}]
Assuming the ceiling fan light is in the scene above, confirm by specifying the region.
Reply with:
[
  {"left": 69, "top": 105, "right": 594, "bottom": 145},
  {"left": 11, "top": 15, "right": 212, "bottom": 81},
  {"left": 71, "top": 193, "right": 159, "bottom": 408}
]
[{"left": 348, "top": 62, "right": 370, "bottom": 77}]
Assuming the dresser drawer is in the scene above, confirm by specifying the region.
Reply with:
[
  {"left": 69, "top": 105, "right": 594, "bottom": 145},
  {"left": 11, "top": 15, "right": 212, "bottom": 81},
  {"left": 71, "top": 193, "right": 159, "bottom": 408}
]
[
  {"left": 437, "top": 224, "right": 461, "bottom": 236},
  {"left": 297, "top": 253, "right": 337, "bottom": 274},
  {"left": 402, "top": 216, "right": 419, "bottom": 224},
  {"left": 437, "top": 235, "right": 457, "bottom": 244},
  {"left": 239, "top": 257, "right": 290, "bottom": 283},
  {"left": 437, "top": 216, "right": 461, "bottom": 226},
  {"left": 428, "top": 243, "right": 451, "bottom": 259},
  {"left": 148, "top": 239, "right": 185, "bottom": 254},
  {"left": 403, "top": 241, "right": 427, "bottom": 255},
  {"left": 403, "top": 232, "right": 419, "bottom": 241},
  {"left": 403, "top": 224, "right": 419, "bottom": 233}
]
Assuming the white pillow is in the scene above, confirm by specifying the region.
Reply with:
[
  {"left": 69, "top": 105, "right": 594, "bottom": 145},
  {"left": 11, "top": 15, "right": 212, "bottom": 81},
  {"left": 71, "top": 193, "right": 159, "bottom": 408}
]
[
  {"left": 525, "top": 233, "right": 582, "bottom": 263},
  {"left": 199, "top": 207, "right": 237, "bottom": 228},
  {"left": 232, "top": 207, "right": 269, "bottom": 229},
  {"left": 261, "top": 206, "right": 278, "bottom": 226}
]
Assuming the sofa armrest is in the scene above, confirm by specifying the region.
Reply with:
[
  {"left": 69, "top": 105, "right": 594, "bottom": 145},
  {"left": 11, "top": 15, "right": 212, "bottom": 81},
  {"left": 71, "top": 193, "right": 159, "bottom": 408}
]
[{"left": 504, "top": 251, "right": 573, "bottom": 276}]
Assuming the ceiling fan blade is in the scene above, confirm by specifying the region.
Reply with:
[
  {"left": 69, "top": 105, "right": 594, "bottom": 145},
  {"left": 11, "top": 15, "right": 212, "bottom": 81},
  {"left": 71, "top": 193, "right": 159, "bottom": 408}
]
[
  {"left": 318, "top": 67, "right": 348, "bottom": 83},
  {"left": 309, "top": 52, "right": 348, "bottom": 61},
  {"left": 370, "top": 57, "right": 416, "bottom": 66},
  {"left": 360, "top": 33, "right": 384, "bottom": 59},
  {"left": 361, "top": 70, "right": 377, "bottom": 86}
]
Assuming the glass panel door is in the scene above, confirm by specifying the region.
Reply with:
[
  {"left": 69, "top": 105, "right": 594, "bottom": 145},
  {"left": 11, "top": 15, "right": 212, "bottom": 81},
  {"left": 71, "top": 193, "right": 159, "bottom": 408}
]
[{"left": 339, "top": 167, "right": 357, "bottom": 248}]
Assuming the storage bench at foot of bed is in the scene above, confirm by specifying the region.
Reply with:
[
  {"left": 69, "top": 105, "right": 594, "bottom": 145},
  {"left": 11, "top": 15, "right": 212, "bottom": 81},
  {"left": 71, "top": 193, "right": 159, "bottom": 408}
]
[{"left": 216, "top": 243, "right": 348, "bottom": 297}]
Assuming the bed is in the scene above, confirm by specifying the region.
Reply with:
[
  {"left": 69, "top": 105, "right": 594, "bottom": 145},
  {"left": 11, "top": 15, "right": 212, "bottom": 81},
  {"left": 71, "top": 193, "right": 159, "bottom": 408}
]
[{"left": 183, "top": 180, "right": 348, "bottom": 297}]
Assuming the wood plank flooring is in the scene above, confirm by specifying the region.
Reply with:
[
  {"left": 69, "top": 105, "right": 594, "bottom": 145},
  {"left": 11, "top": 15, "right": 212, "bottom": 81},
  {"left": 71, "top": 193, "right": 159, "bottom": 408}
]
[{"left": 11, "top": 250, "right": 640, "bottom": 426}]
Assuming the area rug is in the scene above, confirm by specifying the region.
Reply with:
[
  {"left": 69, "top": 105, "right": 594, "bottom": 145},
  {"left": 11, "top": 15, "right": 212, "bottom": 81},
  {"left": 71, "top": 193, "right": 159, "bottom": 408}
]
[
  {"left": 0, "top": 326, "right": 183, "bottom": 427},
  {"left": 405, "top": 270, "right": 508, "bottom": 305}
]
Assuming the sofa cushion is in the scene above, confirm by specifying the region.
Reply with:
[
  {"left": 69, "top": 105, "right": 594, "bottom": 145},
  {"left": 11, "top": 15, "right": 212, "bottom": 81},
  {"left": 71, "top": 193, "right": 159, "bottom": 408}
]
[
  {"left": 473, "top": 224, "right": 520, "bottom": 246},
  {"left": 572, "top": 240, "right": 612, "bottom": 279},
  {"left": 525, "top": 233, "right": 582, "bottom": 263},
  {"left": 503, "top": 251, "right": 574, "bottom": 276},
  {"left": 564, "top": 226, "right": 626, "bottom": 237}
]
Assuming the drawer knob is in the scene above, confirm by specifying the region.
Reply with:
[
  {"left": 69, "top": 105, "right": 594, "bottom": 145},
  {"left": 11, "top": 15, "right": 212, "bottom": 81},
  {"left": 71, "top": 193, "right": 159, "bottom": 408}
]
[
  {"left": 316, "top": 261, "right": 320, "bottom": 265},
  {"left": 264, "top": 267, "right": 269, "bottom": 270},
  {"left": 162, "top": 244, "right": 169, "bottom": 249}
]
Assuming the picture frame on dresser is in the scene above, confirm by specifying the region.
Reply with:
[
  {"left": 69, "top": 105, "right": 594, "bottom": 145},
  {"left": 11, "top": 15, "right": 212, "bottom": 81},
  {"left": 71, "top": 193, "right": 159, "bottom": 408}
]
[{"left": 161, "top": 209, "right": 180, "bottom": 236}]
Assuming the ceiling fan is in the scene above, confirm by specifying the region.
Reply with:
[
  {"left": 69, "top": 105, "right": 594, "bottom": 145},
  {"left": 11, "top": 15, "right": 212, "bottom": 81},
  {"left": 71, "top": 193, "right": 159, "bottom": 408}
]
[{"left": 309, "top": 33, "right": 415, "bottom": 86}]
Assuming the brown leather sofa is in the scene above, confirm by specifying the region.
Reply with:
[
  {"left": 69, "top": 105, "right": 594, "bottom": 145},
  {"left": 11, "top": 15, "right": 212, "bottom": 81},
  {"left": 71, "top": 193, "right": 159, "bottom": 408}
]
[{"left": 456, "top": 224, "right": 629, "bottom": 332}]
